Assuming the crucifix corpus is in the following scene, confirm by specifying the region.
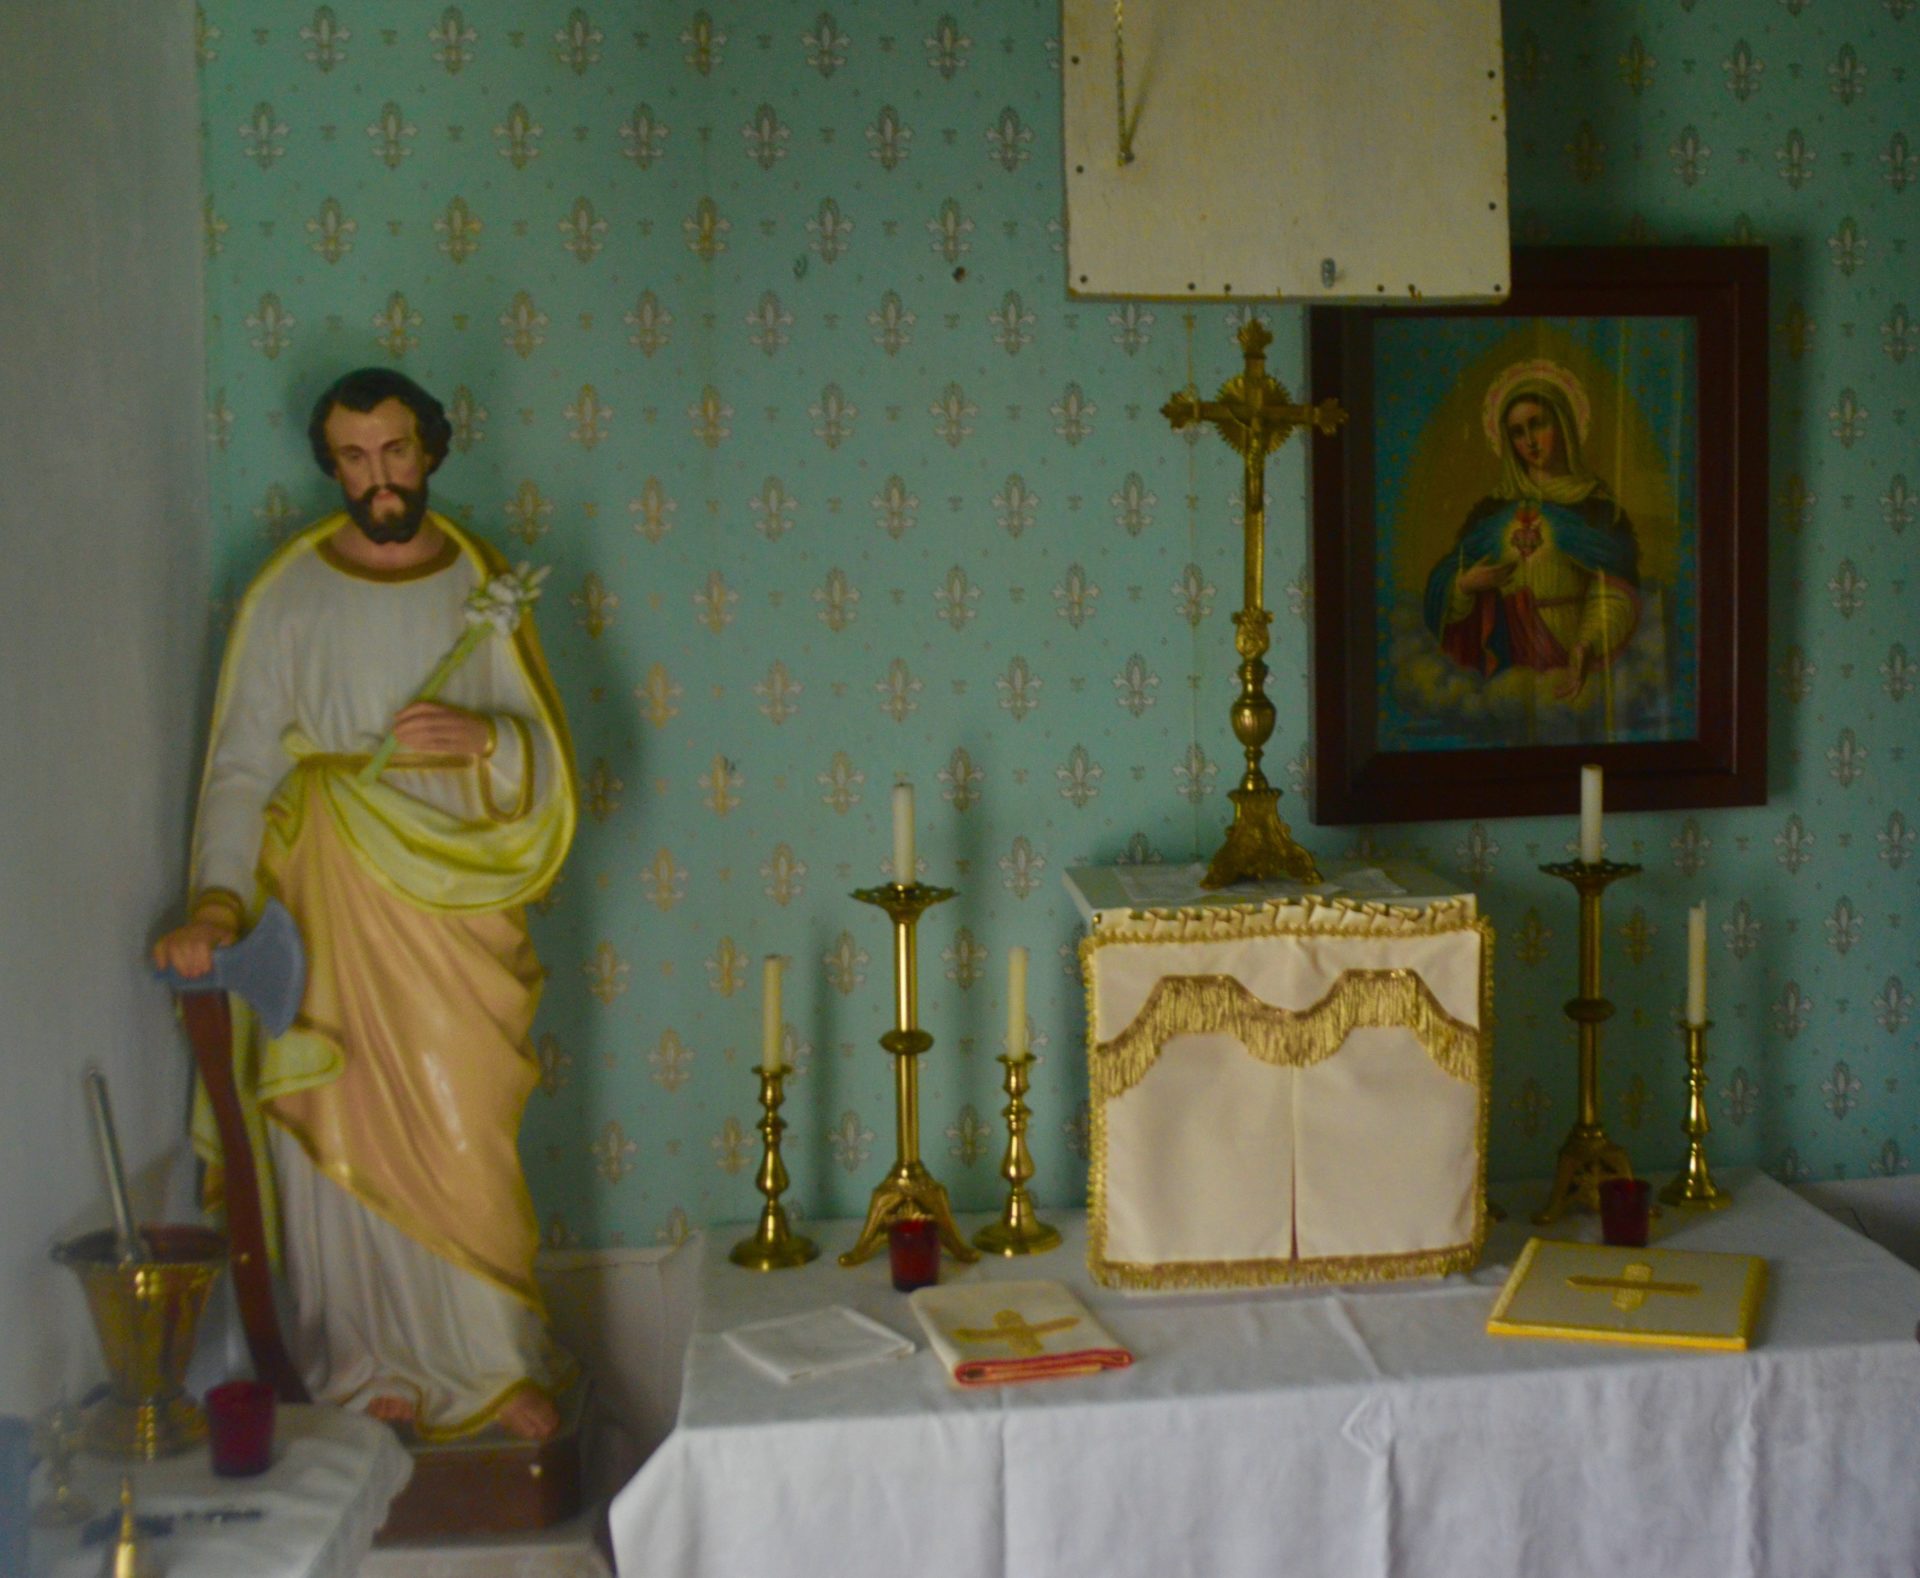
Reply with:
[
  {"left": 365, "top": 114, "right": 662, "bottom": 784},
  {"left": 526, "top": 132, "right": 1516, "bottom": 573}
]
[{"left": 1163, "top": 320, "right": 1347, "bottom": 887}]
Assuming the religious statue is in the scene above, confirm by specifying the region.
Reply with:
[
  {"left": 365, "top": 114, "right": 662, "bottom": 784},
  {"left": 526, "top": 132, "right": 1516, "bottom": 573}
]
[
  {"left": 1423, "top": 360, "right": 1641, "bottom": 703},
  {"left": 151, "top": 368, "right": 577, "bottom": 1441}
]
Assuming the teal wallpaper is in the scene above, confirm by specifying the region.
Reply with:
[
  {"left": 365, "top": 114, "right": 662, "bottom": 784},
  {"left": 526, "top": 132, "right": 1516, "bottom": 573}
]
[{"left": 196, "top": 1, "right": 1917, "bottom": 1248}]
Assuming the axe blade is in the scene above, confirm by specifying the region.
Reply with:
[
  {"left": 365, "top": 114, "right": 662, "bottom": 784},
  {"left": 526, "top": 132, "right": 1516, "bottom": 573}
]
[{"left": 155, "top": 898, "right": 308, "bottom": 1039}]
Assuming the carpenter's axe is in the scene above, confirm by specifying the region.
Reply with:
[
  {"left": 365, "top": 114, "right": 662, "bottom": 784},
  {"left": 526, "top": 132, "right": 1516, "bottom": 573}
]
[
  {"left": 152, "top": 898, "right": 306, "bottom": 1038},
  {"left": 154, "top": 898, "right": 310, "bottom": 1402}
]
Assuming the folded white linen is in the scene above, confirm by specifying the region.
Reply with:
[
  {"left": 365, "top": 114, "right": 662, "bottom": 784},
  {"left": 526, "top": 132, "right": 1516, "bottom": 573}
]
[{"left": 722, "top": 1306, "right": 915, "bottom": 1384}]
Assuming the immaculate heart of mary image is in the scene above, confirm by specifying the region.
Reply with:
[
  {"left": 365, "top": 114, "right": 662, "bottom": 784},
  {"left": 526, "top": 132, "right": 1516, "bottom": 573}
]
[{"left": 1373, "top": 318, "right": 1700, "bottom": 754}]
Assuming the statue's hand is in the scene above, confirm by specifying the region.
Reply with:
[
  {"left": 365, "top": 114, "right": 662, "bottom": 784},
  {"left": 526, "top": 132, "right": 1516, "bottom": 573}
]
[
  {"left": 391, "top": 701, "right": 493, "bottom": 758},
  {"left": 152, "top": 917, "right": 238, "bottom": 979}
]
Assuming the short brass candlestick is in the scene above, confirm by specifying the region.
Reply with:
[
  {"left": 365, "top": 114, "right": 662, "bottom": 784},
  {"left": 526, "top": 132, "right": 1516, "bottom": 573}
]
[
  {"left": 1535, "top": 858, "right": 1641, "bottom": 1224},
  {"left": 1162, "top": 319, "right": 1344, "bottom": 888},
  {"left": 842, "top": 882, "right": 978, "bottom": 1267},
  {"left": 1660, "top": 1020, "right": 1732, "bottom": 1210},
  {"left": 729, "top": 1065, "right": 818, "bottom": 1270},
  {"left": 973, "top": 1049, "right": 1062, "bottom": 1257}
]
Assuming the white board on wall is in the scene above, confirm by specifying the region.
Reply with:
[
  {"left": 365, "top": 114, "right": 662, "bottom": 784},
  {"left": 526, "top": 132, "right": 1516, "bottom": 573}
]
[{"left": 1062, "top": 0, "right": 1510, "bottom": 303}]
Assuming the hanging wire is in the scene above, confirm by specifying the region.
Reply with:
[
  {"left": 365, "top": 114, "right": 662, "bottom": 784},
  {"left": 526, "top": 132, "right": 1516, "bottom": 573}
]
[{"left": 1114, "top": 0, "right": 1136, "bottom": 165}]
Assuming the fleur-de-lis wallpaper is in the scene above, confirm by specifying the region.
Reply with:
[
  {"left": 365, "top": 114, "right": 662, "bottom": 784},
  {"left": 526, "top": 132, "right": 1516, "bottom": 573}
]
[{"left": 197, "top": 1, "right": 1918, "bottom": 1248}]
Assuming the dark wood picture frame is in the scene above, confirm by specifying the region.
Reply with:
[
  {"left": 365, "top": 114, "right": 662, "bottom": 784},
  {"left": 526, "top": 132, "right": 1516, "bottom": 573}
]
[{"left": 1308, "top": 246, "right": 1768, "bottom": 826}]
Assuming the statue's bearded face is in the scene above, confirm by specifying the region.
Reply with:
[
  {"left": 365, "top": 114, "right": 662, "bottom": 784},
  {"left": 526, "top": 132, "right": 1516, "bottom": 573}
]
[{"left": 323, "top": 398, "right": 432, "bottom": 544}]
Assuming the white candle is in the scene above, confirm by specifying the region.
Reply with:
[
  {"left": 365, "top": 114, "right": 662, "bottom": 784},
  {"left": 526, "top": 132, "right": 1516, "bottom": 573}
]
[
  {"left": 1685, "top": 904, "right": 1708, "bottom": 1026},
  {"left": 1007, "top": 946, "right": 1029, "bottom": 1056},
  {"left": 761, "top": 955, "right": 785, "bottom": 1072},
  {"left": 892, "top": 781, "right": 915, "bottom": 882},
  {"left": 1579, "top": 764, "right": 1604, "bottom": 864}
]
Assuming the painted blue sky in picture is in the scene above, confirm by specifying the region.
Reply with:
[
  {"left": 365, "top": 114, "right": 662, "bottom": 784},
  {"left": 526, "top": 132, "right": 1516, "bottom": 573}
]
[{"left": 1371, "top": 314, "right": 1699, "bottom": 755}]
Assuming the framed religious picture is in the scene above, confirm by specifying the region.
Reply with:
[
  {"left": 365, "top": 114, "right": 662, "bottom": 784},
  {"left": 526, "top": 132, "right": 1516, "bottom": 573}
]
[{"left": 1307, "top": 246, "right": 1768, "bottom": 825}]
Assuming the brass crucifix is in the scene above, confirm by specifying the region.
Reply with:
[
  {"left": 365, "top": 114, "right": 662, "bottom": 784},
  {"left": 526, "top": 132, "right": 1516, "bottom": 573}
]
[{"left": 1163, "top": 320, "right": 1347, "bottom": 888}]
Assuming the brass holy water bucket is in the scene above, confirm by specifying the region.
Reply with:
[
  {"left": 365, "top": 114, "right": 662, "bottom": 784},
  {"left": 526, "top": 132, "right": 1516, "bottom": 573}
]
[{"left": 53, "top": 1225, "right": 226, "bottom": 1459}]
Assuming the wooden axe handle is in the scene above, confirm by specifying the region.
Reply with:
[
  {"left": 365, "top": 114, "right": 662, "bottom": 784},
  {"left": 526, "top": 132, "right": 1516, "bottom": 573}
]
[{"left": 179, "top": 991, "right": 309, "bottom": 1404}]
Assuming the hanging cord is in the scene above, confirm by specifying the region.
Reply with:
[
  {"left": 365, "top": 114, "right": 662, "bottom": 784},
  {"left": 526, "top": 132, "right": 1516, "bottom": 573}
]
[
  {"left": 1114, "top": 0, "right": 1136, "bottom": 165},
  {"left": 1184, "top": 312, "right": 1205, "bottom": 854}
]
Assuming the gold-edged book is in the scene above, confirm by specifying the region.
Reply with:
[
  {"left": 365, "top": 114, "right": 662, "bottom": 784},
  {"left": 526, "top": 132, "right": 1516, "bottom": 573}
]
[{"left": 1486, "top": 1238, "right": 1767, "bottom": 1352}]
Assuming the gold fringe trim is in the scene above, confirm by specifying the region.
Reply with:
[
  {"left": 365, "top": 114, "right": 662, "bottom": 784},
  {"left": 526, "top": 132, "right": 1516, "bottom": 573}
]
[
  {"left": 1091, "top": 1240, "right": 1483, "bottom": 1292},
  {"left": 1084, "top": 892, "right": 1480, "bottom": 948},
  {"left": 1092, "top": 970, "right": 1483, "bottom": 1098}
]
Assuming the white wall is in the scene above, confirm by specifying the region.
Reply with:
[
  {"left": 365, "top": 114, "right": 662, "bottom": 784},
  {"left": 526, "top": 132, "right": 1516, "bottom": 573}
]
[{"left": 0, "top": 0, "right": 211, "bottom": 1413}]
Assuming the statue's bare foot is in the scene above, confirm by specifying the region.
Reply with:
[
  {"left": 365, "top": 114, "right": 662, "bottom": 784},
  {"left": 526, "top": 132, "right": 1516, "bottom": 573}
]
[
  {"left": 497, "top": 1386, "right": 560, "bottom": 1441},
  {"left": 365, "top": 1394, "right": 417, "bottom": 1427}
]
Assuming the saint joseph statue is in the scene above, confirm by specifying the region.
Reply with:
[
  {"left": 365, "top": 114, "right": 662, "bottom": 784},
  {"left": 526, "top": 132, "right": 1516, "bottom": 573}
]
[{"left": 153, "top": 369, "right": 577, "bottom": 1441}]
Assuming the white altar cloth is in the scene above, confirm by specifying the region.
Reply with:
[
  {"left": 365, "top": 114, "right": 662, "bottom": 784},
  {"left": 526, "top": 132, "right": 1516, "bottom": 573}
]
[
  {"left": 608, "top": 1172, "right": 1920, "bottom": 1578},
  {"left": 31, "top": 1404, "right": 410, "bottom": 1578}
]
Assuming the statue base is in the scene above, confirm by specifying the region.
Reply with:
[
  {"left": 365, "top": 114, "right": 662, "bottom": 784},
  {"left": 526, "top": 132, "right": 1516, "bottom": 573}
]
[{"left": 375, "top": 1380, "right": 585, "bottom": 1543}]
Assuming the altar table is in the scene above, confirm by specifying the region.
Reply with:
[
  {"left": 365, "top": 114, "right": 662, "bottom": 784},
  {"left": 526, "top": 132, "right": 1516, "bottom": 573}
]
[
  {"left": 30, "top": 1404, "right": 410, "bottom": 1578},
  {"left": 608, "top": 1172, "right": 1920, "bottom": 1578}
]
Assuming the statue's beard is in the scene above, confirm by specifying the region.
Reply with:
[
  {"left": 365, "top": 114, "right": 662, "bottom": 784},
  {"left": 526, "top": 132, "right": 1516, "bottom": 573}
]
[{"left": 346, "top": 481, "right": 429, "bottom": 543}]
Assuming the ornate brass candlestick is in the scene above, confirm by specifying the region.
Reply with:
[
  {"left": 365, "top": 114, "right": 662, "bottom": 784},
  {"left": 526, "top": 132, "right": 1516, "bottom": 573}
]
[
  {"left": 1535, "top": 859, "right": 1641, "bottom": 1224},
  {"left": 1660, "top": 1020, "right": 1732, "bottom": 1210},
  {"left": 1162, "top": 320, "right": 1345, "bottom": 888},
  {"left": 841, "top": 882, "right": 978, "bottom": 1267},
  {"left": 973, "top": 1049, "right": 1061, "bottom": 1257},
  {"left": 729, "top": 1065, "right": 819, "bottom": 1270}
]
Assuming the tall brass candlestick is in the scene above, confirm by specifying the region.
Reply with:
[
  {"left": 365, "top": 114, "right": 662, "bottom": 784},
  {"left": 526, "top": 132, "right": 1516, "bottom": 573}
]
[
  {"left": 973, "top": 1050, "right": 1061, "bottom": 1257},
  {"left": 841, "top": 882, "right": 979, "bottom": 1267},
  {"left": 729, "top": 1066, "right": 819, "bottom": 1271},
  {"left": 1536, "top": 858, "right": 1641, "bottom": 1223},
  {"left": 1660, "top": 1020, "right": 1731, "bottom": 1210}
]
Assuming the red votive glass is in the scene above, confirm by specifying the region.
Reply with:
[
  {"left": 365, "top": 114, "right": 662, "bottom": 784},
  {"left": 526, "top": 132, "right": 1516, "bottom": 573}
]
[
  {"left": 1598, "top": 1177, "right": 1652, "bottom": 1248},
  {"left": 888, "top": 1217, "right": 939, "bottom": 1292},
  {"left": 206, "top": 1379, "right": 276, "bottom": 1476}
]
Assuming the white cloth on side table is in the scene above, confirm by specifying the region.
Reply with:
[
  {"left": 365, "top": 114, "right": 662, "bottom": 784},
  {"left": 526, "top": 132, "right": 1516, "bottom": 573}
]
[{"left": 30, "top": 1405, "right": 410, "bottom": 1578}]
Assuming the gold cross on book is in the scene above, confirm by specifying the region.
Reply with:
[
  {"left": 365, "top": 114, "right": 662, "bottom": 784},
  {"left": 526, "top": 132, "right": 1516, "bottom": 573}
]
[
  {"left": 1161, "top": 321, "right": 1345, "bottom": 887},
  {"left": 1568, "top": 1263, "right": 1703, "bottom": 1313},
  {"left": 953, "top": 1309, "right": 1081, "bottom": 1358}
]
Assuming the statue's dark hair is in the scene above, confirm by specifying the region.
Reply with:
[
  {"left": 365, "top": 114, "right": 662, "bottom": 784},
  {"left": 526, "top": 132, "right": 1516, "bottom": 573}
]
[{"left": 307, "top": 367, "right": 452, "bottom": 477}]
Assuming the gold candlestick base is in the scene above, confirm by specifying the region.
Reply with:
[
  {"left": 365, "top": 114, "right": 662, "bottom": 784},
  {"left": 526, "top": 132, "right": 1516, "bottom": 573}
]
[
  {"left": 842, "top": 1152, "right": 975, "bottom": 1267},
  {"left": 1535, "top": 859, "right": 1641, "bottom": 1225},
  {"left": 841, "top": 884, "right": 980, "bottom": 1268},
  {"left": 974, "top": 1052, "right": 1061, "bottom": 1257},
  {"left": 1202, "top": 781, "right": 1321, "bottom": 889},
  {"left": 1660, "top": 1019, "right": 1732, "bottom": 1211},
  {"left": 729, "top": 1066, "right": 820, "bottom": 1271}
]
